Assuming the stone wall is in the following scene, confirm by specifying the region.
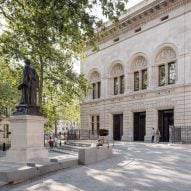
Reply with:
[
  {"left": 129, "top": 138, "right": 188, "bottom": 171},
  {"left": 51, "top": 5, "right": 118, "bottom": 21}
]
[{"left": 80, "top": 0, "right": 191, "bottom": 141}]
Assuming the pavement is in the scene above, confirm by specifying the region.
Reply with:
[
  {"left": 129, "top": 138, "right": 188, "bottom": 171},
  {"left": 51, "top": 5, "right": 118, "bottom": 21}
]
[{"left": 1, "top": 142, "right": 191, "bottom": 191}]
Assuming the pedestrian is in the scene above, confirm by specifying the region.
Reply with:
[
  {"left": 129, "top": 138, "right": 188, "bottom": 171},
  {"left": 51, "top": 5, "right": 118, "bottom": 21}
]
[
  {"left": 155, "top": 128, "right": 161, "bottom": 143},
  {"left": 48, "top": 136, "right": 54, "bottom": 150},
  {"left": 54, "top": 137, "right": 58, "bottom": 147},
  {"left": 151, "top": 128, "right": 155, "bottom": 143}
]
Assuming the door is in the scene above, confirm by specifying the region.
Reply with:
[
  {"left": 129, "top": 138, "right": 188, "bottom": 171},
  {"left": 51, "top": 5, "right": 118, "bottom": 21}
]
[
  {"left": 134, "top": 112, "right": 146, "bottom": 141},
  {"left": 158, "top": 109, "right": 174, "bottom": 142},
  {"left": 113, "top": 114, "right": 123, "bottom": 141}
]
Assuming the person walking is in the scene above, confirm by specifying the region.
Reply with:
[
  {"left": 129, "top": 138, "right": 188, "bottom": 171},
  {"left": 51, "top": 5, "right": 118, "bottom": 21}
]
[
  {"left": 155, "top": 128, "right": 161, "bottom": 143},
  {"left": 151, "top": 128, "right": 155, "bottom": 143}
]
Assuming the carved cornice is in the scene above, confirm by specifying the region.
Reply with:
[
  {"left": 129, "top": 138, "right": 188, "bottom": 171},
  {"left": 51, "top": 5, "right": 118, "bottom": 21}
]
[{"left": 99, "top": 0, "right": 190, "bottom": 44}]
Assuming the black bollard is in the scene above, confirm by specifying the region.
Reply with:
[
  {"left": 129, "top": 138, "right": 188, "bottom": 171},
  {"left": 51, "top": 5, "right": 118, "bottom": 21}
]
[{"left": 3, "top": 143, "right": 6, "bottom": 151}]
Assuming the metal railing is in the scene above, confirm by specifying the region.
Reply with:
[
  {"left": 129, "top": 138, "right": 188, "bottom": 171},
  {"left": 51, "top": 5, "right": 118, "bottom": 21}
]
[
  {"left": 170, "top": 126, "right": 191, "bottom": 144},
  {"left": 67, "top": 129, "right": 99, "bottom": 140}
]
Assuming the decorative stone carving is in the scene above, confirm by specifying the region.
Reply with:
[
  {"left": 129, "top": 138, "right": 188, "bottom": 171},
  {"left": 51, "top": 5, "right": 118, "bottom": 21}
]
[
  {"left": 132, "top": 56, "right": 147, "bottom": 70},
  {"left": 156, "top": 47, "right": 176, "bottom": 63},
  {"left": 111, "top": 64, "right": 124, "bottom": 76},
  {"left": 90, "top": 71, "right": 100, "bottom": 82}
]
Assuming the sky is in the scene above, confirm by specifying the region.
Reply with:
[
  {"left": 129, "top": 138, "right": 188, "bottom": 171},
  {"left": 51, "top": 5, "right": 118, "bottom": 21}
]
[{"left": 73, "top": 0, "right": 144, "bottom": 73}]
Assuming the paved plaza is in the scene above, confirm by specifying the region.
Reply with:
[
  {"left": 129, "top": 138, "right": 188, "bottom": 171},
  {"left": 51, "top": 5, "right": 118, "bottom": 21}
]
[{"left": 1, "top": 142, "right": 191, "bottom": 191}]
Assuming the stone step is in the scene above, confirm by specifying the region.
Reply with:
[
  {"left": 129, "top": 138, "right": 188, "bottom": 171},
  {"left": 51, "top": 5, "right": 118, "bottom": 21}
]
[
  {"left": 50, "top": 148, "right": 78, "bottom": 155},
  {"left": 0, "top": 158, "right": 78, "bottom": 185}
]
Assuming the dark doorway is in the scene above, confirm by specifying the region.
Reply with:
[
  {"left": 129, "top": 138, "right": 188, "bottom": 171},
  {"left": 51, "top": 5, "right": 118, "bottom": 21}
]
[
  {"left": 158, "top": 109, "right": 174, "bottom": 142},
  {"left": 113, "top": 114, "right": 123, "bottom": 141},
  {"left": 134, "top": 112, "right": 146, "bottom": 141}
]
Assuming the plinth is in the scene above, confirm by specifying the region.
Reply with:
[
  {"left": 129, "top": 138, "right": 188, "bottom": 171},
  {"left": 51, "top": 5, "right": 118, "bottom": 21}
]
[{"left": 6, "top": 115, "right": 48, "bottom": 162}]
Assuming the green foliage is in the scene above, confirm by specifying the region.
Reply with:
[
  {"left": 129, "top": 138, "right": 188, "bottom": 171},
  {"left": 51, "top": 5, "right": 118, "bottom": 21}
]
[
  {"left": 0, "top": 0, "right": 128, "bottom": 131},
  {"left": 0, "top": 59, "right": 20, "bottom": 116}
]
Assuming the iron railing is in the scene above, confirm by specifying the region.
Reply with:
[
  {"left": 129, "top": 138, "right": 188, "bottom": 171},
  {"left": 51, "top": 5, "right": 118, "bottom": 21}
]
[
  {"left": 170, "top": 126, "right": 191, "bottom": 144},
  {"left": 67, "top": 129, "right": 99, "bottom": 141}
]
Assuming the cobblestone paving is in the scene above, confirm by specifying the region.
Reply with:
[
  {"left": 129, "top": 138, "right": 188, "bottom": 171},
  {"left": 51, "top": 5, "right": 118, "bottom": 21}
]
[{"left": 1, "top": 142, "right": 191, "bottom": 191}]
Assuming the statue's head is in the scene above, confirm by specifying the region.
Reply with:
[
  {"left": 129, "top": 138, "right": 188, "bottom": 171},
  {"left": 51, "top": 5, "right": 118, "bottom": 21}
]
[{"left": 24, "top": 59, "right": 31, "bottom": 65}]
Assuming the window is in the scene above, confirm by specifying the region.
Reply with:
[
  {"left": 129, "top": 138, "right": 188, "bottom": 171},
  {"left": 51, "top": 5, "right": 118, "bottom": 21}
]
[
  {"left": 132, "top": 56, "right": 148, "bottom": 91},
  {"left": 134, "top": 72, "right": 139, "bottom": 91},
  {"left": 91, "top": 115, "right": 100, "bottom": 135},
  {"left": 114, "top": 75, "right": 125, "bottom": 95},
  {"left": 134, "top": 70, "right": 147, "bottom": 91},
  {"left": 142, "top": 70, "right": 147, "bottom": 89},
  {"left": 156, "top": 47, "right": 176, "bottom": 87},
  {"left": 92, "top": 82, "right": 101, "bottom": 99},
  {"left": 90, "top": 71, "right": 101, "bottom": 99},
  {"left": 97, "top": 82, "right": 101, "bottom": 98},
  {"left": 159, "top": 65, "right": 165, "bottom": 86},
  {"left": 135, "top": 27, "right": 141, "bottom": 33},
  {"left": 93, "top": 83, "right": 96, "bottom": 99},
  {"left": 168, "top": 62, "right": 176, "bottom": 84},
  {"left": 96, "top": 116, "right": 100, "bottom": 133},
  {"left": 111, "top": 64, "right": 124, "bottom": 95},
  {"left": 158, "top": 62, "right": 176, "bottom": 86},
  {"left": 161, "top": 15, "right": 169, "bottom": 21},
  {"left": 114, "top": 77, "right": 119, "bottom": 95},
  {"left": 120, "top": 75, "right": 125, "bottom": 94},
  {"left": 91, "top": 116, "right": 94, "bottom": 134}
]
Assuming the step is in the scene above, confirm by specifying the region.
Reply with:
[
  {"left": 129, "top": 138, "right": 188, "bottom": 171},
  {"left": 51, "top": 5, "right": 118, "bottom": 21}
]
[{"left": 0, "top": 158, "right": 78, "bottom": 185}]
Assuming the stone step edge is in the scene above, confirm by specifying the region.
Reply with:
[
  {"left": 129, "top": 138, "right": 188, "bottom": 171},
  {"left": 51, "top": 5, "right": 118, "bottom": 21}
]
[{"left": 0, "top": 158, "right": 78, "bottom": 185}]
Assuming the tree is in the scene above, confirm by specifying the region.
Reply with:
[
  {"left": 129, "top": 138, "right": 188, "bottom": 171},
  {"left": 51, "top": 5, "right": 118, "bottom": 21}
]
[
  {"left": 0, "top": 0, "right": 128, "bottom": 130},
  {"left": 0, "top": 59, "right": 20, "bottom": 116}
]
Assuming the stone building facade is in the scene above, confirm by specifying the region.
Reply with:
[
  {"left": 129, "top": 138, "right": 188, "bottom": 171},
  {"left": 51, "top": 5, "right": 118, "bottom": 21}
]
[{"left": 80, "top": 0, "right": 191, "bottom": 142}]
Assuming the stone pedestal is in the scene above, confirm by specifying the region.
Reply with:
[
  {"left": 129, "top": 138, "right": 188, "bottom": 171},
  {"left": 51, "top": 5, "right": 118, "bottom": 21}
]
[{"left": 6, "top": 115, "right": 48, "bottom": 162}]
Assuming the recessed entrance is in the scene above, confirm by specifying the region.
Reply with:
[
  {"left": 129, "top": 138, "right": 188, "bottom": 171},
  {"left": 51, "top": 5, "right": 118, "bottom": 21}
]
[
  {"left": 134, "top": 112, "right": 146, "bottom": 141},
  {"left": 158, "top": 109, "right": 174, "bottom": 142},
  {"left": 113, "top": 114, "right": 123, "bottom": 141}
]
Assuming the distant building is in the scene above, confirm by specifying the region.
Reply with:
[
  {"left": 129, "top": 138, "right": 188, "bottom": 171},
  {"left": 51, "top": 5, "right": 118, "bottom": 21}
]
[
  {"left": 80, "top": 0, "right": 191, "bottom": 142},
  {"left": 0, "top": 116, "right": 11, "bottom": 145},
  {"left": 57, "top": 120, "right": 79, "bottom": 134}
]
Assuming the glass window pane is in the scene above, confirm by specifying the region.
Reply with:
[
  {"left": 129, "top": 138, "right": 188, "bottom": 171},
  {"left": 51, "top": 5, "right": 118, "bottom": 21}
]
[
  {"left": 96, "top": 116, "right": 100, "bottom": 132},
  {"left": 91, "top": 116, "right": 94, "bottom": 135},
  {"left": 97, "top": 82, "right": 101, "bottom": 98},
  {"left": 134, "top": 72, "right": 139, "bottom": 91},
  {"left": 92, "top": 83, "right": 96, "bottom": 99},
  {"left": 120, "top": 75, "right": 125, "bottom": 94},
  {"left": 159, "top": 65, "right": 165, "bottom": 86},
  {"left": 142, "top": 70, "right": 147, "bottom": 89},
  {"left": 114, "top": 77, "right": 118, "bottom": 95},
  {"left": 168, "top": 62, "right": 176, "bottom": 84}
]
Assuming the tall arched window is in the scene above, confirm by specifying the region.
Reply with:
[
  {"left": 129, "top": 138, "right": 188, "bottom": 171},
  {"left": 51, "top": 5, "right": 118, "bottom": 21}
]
[
  {"left": 90, "top": 71, "right": 101, "bottom": 99},
  {"left": 155, "top": 47, "right": 176, "bottom": 86},
  {"left": 111, "top": 63, "right": 125, "bottom": 95},
  {"left": 131, "top": 56, "right": 148, "bottom": 91}
]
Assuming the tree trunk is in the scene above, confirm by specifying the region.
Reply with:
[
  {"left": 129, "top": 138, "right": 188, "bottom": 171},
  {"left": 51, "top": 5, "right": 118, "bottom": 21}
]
[{"left": 55, "top": 119, "right": 57, "bottom": 138}]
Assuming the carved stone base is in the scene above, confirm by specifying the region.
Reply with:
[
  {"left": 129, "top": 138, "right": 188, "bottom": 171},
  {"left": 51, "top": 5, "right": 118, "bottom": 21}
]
[{"left": 12, "top": 105, "right": 43, "bottom": 116}]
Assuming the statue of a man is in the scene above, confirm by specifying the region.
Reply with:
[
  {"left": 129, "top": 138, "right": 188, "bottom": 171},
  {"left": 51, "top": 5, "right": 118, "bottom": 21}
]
[{"left": 18, "top": 59, "right": 39, "bottom": 106}]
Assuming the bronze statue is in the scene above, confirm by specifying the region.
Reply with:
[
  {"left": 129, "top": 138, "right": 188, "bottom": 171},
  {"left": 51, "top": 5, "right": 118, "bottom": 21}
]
[
  {"left": 18, "top": 59, "right": 39, "bottom": 106},
  {"left": 13, "top": 59, "right": 42, "bottom": 116}
]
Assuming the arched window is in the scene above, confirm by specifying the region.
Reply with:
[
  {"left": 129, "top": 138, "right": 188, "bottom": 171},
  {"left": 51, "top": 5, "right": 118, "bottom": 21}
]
[
  {"left": 111, "top": 63, "right": 125, "bottom": 95},
  {"left": 90, "top": 71, "right": 101, "bottom": 99},
  {"left": 155, "top": 47, "right": 176, "bottom": 86},
  {"left": 131, "top": 56, "right": 148, "bottom": 91}
]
